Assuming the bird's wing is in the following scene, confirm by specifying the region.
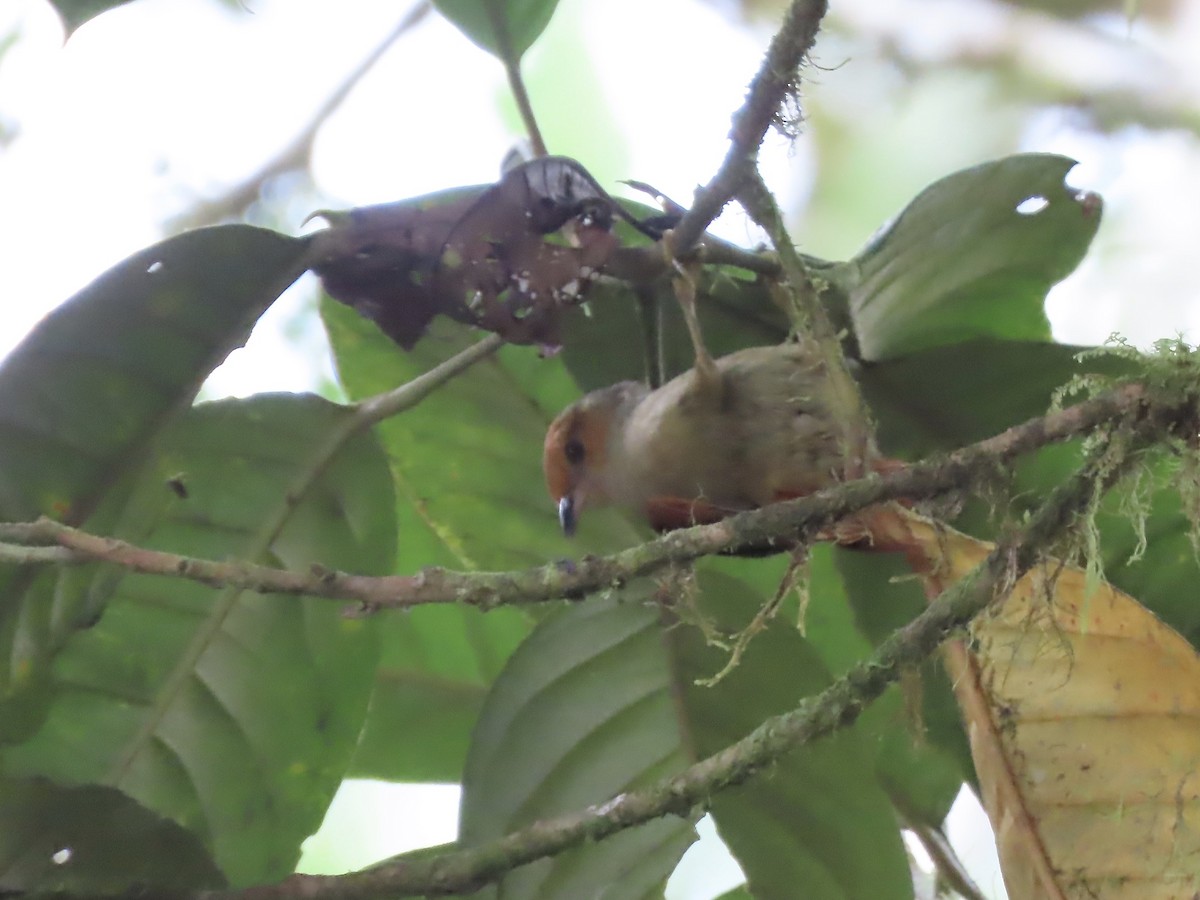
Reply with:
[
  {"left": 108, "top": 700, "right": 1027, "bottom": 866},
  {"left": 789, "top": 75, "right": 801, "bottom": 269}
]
[{"left": 643, "top": 495, "right": 738, "bottom": 532}]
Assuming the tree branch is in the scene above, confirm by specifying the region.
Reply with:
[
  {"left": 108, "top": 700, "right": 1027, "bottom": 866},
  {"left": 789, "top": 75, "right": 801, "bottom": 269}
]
[
  {"left": 669, "top": 0, "right": 829, "bottom": 253},
  {"left": 0, "top": 381, "right": 1175, "bottom": 613},
  {"left": 353, "top": 333, "right": 504, "bottom": 423},
  {"left": 198, "top": 435, "right": 1139, "bottom": 899}
]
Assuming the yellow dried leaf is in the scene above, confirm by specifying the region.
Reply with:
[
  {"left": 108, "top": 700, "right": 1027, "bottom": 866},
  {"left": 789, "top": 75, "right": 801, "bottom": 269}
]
[{"left": 870, "top": 506, "right": 1200, "bottom": 899}]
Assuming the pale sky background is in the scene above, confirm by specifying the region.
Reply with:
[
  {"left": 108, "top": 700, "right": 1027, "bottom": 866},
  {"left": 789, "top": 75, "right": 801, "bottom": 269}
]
[{"left": 3, "top": 0, "right": 1200, "bottom": 897}]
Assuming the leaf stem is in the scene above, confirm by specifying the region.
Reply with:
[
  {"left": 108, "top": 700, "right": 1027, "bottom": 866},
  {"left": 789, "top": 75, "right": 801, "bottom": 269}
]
[
  {"left": 504, "top": 57, "right": 548, "bottom": 157},
  {"left": 484, "top": 2, "right": 548, "bottom": 157}
]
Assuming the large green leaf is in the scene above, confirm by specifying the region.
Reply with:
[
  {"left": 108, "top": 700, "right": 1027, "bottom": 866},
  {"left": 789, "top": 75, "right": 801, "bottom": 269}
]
[
  {"left": 0, "top": 225, "right": 309, "bottom": 737},
  {"left": 0, "top": 225, "right": 307, "bottom": 524},
  {"left": 843, "top": 153, "right": 1100, "bottom": 361},
  {"left": 460, "top": 593, "right": 697, "bottom": 899},
  {"left": 324, "top": 302, "right": 625, "bottom": 784},
  {"left": 857, "top": 338, "right": 1135, "bottom": 457},
  {"left": 460, "top": 567, "right": 917, "bottom": 899},
  {"left": 670, "top": 572, "right": 914, "bottom": 900},
  {"left": 433, "top": 0, "right": 561, "bottom": 62},
  {"left": 350, "top": 606, "right": 526, "bottom": 783},
  {"left": 0, "top": 777, "right": 225, "bottom": 892},
  {"left": 2, "top": 395, "right": 394, "bottom": 888}
]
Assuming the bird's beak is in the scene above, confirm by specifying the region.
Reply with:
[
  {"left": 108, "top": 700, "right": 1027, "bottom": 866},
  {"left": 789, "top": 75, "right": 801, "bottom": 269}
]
[{"left": 558, "top": 494, "right": 578, "bottom": 536}]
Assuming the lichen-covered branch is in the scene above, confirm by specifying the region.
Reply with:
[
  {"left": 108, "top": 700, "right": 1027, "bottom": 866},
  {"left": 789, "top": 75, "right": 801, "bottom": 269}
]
[{"left": 0, "top": 381, "right": 1173, "bottom": 613}]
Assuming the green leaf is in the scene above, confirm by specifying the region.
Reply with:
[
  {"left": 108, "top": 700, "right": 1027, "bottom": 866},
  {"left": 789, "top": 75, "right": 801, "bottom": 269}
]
[
  {"left": 2, "top": 395, "right": 394, "bottom": 887},
  {"left": 324, "top": 302, "right": 627, "bottom": 570},
  {"left": 350, "top": 607, "right": 527, "bottom": 783},
  {"left": 433, "top": 0, "right": 561, "bottom": 62},
  {"left": 0, "top": 777, "right": 225, "bottom": 892},
  {"left": 857, "top": 338, "right": 1133, "bottom": 457},
  {"left": 844, "top": 153, "right": 1101, "bottom": 361},
  {"left": 0, "top": 225, "right": 308, "bottom": 525},
  {"left": 324, "top": 302, "right": 616, "bottom": 783},
  {"left": 858, "top": 338, "right": 1200, "bottom": 650},
  {"left": 671, "top": 572, "right": 913, "bottom": 900},
  {"left": 804, "top": 549, "right": 964, "bottom": 826},
  {"left": 47, "top": 0, "right": 136, "bottom": 34},
  {"left": 460, "top": 593, "right": 696, "bottom": 898},
  {"left": 0, "top": 225, "right": 309, "bottom": 738}
]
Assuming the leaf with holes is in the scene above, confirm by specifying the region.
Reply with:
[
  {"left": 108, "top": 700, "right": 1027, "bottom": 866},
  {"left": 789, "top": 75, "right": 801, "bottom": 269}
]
[
  {"left": 843, "top": 153, "right": 1101, "bottom": 361},
  {"left": 311, "top": 157, "right": 638, "bottom": 352},
  {"left": 0, "top": 777, "right": 225, "bottom": 892},
  {"left": 1, "top": 395, "right": 395, "bottom": 888},
  {"left": 0, "top": 225, "right": 310, "bottom": 742}
]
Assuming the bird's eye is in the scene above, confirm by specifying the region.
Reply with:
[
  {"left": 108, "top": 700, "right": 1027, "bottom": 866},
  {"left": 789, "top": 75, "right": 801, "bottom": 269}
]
[{"left": 564, "top": 438, "right": 586, "bottom": 465}]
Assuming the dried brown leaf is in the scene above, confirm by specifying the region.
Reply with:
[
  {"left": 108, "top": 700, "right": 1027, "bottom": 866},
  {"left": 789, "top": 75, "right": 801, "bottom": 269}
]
[{"left": 308, "top": 157, "right": 637, "bottom": 351}]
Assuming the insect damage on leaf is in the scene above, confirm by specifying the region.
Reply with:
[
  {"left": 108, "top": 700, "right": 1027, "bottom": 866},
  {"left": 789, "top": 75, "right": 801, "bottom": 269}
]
[{"left": 308, "top": 157, "right": 671, "bottom": 352}]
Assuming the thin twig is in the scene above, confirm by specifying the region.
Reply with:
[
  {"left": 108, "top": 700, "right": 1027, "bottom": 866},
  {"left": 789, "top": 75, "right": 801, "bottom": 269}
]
[
  {"left": 354, "top": 333, "right": 504, "bottom": 422},
  {"left": 0, "top": 381, "right": 1172, "bottom": 613},
  {"left": 894, "top": 809, "right": 989, "bottom": 900},
  {"left": 169, "top": 2, "right": 432, "bottom": 231}
]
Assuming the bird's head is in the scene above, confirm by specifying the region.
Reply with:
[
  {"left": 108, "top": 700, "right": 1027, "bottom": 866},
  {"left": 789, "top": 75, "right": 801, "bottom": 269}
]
[{"left": 543, "top": 381, "right": 646, "bottom": 536}]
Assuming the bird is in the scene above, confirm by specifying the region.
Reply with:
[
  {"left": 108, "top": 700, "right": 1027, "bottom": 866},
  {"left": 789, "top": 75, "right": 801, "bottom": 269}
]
[{"left": 543, "top": 339, "right": 903, "bottom": 539}]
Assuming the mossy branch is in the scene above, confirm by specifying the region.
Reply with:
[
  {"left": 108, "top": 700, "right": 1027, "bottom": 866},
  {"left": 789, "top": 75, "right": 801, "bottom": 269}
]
[{"left": 0, "top": 381, "right": 1185, "bottom": 615}]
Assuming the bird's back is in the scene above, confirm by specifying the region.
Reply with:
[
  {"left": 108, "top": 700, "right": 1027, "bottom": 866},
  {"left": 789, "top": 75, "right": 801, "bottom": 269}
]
[{"left": 615, "top": 342, "right": 846, "bottom": 512}]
